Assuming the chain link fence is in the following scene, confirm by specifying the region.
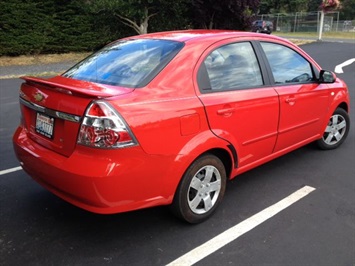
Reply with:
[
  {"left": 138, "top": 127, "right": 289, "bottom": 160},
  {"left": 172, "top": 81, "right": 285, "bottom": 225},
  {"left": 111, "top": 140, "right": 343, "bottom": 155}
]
[{"left": 255, "top": 11, "right": 354, "bottom": 33}]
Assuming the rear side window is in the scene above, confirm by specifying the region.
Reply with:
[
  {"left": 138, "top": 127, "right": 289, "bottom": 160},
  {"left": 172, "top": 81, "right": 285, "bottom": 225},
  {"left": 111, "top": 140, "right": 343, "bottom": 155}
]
[
  {"left": 63, "top": 39, "right": 184, "bottom": 88},
  {"left": 198, "top": 42, "right": 263, "bottom": 92},
  {"left": 260, "top": 42, "right": 314, "bottom": 84}
]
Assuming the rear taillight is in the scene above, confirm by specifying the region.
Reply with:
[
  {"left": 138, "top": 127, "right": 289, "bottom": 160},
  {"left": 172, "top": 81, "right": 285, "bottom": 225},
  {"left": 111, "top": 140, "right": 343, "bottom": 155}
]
[{"left": 77, "top": 101, "right": 137, "bottom": 149}]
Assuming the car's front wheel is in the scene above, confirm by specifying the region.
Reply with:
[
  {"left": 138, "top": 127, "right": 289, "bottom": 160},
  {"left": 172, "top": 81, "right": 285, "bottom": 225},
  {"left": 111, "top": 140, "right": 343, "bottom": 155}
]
[
  {"left": 171, "top": 154, "right": 226, "bottom": 224},
  {"left": 317, "top": 108, "right": 350, "bottom": 150}
]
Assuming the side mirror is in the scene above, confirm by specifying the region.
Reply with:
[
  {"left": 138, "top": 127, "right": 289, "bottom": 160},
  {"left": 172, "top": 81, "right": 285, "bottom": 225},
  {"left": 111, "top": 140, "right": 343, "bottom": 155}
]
[{"left": 319, "top": 70, "right": 336, "bottom": 83}]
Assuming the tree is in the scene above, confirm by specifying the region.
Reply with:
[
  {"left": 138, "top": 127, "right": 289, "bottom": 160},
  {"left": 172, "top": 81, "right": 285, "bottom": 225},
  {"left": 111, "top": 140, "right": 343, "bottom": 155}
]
[
  {"left": 339, "top": 0, "right": 355, "bottom": 19},
  {"left": 0, "top": 0, "right": 107, "bottom": 55},
  {"left": 307, "top": 0, "right": 322, "bottom": 11},
  {"left": 191, "top": 0, "right": 260, "bottom": 30},
  {"left": 259, "top": 0, "right": 284, "bottom": 14},
  {"left": 0, "top": 0, "right": 50, "bottom": 55},
  {"left": 286, "top": 0, "right": 311, "bottom": 12},
  {"left": 259, "top": 0, "right": 310, "bottom": 13},
  {"left": 86, "top": 0, "right": 190, "bottom": 35}
]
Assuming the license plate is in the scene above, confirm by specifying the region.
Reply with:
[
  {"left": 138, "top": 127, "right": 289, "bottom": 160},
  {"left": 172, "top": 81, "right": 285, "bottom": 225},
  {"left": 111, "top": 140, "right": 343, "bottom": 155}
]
[{"left": 36, "top": 113, "right": 55, "bottom": 139}]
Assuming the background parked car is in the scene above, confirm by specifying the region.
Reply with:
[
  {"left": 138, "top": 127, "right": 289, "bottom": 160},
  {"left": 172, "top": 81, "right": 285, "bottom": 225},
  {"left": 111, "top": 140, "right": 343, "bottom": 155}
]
[{"left": 252, "top": 20, "right": 274, "bottom": 34}]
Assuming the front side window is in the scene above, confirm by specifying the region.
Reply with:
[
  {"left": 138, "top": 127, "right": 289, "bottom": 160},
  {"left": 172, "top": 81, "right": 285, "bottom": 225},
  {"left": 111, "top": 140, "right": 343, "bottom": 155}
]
[
  {"left": 260, "top": 42, "right": 314, "bottom": 84},
  {"left": 63, "top": 39, "right": 184, "bottom": 88},
  {"left": 199, "top": 42, "right": 263, "bottom": 91}
]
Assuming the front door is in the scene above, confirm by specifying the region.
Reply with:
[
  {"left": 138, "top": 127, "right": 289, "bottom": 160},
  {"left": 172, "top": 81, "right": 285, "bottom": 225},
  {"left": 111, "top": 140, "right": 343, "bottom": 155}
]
[{"left": 259, "top": 42, "right": 330, "bottom": 152}]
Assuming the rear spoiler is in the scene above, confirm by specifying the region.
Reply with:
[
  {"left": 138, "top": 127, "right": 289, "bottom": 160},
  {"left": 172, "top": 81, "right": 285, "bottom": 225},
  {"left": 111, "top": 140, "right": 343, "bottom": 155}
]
[{"left": 21, "top": 76, "right": 134, "bottom": 98}]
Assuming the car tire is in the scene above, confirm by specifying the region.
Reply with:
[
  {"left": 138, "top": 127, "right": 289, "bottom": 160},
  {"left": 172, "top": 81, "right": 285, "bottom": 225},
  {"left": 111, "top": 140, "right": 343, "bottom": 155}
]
[
  {"left": 171, "top": 154, "right": 227, "bottom": 224},
  {"left": 317, "top": 108, "right": 350, "bottom": 150}
]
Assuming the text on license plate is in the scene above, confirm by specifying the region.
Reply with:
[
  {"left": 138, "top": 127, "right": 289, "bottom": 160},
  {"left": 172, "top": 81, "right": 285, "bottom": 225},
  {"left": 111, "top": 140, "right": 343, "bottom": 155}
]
[{"left": 36, "top": 113, "right": 54, "bottom": 138}]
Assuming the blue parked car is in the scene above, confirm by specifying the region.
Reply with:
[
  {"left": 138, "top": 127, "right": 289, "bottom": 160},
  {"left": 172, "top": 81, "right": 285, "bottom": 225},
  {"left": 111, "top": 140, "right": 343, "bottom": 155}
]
[{"left": 251, "top": 20, "right": 273, "bottom": 34}]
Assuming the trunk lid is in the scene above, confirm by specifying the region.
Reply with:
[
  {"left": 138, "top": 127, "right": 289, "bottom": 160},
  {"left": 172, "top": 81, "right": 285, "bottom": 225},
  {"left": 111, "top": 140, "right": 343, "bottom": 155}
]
[{"left": 19, "top": 76, "right": 133, "bottom": 157}]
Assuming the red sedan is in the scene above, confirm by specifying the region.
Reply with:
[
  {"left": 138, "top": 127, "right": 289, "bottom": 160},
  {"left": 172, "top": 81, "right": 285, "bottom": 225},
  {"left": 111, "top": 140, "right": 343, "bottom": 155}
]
[{"left": 13, "top": 30, "right": 350, "bottom": 223}]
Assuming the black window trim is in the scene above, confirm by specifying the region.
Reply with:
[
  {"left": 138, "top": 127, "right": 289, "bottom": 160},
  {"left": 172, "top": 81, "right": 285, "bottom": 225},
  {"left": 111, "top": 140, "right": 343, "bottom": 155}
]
[{"left": 252, "top": 41, "right": 274, "bottom": 86}]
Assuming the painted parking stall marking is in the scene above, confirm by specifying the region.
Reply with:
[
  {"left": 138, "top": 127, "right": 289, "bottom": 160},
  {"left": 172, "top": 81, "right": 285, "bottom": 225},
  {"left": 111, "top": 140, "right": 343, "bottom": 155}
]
[
  {"left": 0, "top": 166, "right": 22, "bottom": 176},
  {"left": 335, "top": 58, "right": 355, "bottom": 74},
  {"left": 167, "top": 186, "right": 316, "bottom": 266}
]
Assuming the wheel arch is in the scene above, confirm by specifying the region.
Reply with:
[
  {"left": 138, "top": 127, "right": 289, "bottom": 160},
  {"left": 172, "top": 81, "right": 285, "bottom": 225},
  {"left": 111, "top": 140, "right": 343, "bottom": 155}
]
[
  {"left": 337, "top": 101, "right": 349, "bottom": 113},
  {"left": 317, "top": 105, "right": 350, "bottom": 150},
  {"left": 162, "top": 133, "right": 236, "bottom": 203},
  {"left": 198, "top": 148, "right": 234, "bottom": 180},
  {"left": 174, "top": 147, "right": 234, "bottom": 193},
  {"left": 320, "top": 88, "right": 350, "bottom": 136},
  {"left": 170, "top": 150, "right": 230, "bottom": 223},
  {"left": 322, "top": 101, "right": 350, "bottom": 132}
]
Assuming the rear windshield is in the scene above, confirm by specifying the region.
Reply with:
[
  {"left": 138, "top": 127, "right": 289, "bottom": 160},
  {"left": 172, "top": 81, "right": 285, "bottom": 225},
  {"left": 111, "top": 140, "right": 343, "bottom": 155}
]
[{"left": 63, "top": 39, "right": 184, "bottom": 88}]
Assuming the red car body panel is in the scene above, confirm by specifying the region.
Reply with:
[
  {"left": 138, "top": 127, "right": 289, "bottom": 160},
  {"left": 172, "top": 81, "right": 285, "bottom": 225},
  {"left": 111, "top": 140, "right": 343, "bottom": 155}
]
[
  {"left": 13, "top": 122, "right": 231, "bottom": 214},
  {"left": 197, "top": 88, "right": 280, "bottom": 166},
  {"left": 13, "top": 30, "right": 350, "bottom": 215},
  {"left": 273, "top": 83, "right": 330, "bottom": 152}
]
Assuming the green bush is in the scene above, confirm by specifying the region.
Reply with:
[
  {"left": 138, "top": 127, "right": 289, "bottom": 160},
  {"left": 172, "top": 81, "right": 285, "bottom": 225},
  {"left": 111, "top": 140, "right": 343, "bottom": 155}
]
[{"left": 0, "top": 0, "right": 128, "bottom": 56}]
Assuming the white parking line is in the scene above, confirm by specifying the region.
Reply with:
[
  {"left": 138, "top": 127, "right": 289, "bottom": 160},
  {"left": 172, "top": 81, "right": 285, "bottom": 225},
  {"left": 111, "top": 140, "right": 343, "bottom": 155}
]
[
  {"left": 334, "top": 58, "right": 355, "bottom": 74},
  {"left": 167, "top": 185, "right": 316, "bottom": 266},
  {"left": 0, "top": 166, "right": 22, "bottom": 176}
]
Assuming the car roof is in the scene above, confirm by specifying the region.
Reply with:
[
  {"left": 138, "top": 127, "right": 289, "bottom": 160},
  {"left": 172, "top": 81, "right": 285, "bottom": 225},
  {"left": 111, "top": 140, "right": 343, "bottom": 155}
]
[{"left": 124, "top": 30, "right": 285, "bottom": 43}]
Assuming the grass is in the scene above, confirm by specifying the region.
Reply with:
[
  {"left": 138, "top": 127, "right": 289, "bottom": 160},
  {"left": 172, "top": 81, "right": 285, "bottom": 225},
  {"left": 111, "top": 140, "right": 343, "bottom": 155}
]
[
  {"left": 0, "top": 52, "right": 90, "bottom": 67},
  {"left": 288, "top": 39, "right": 316, "bottom": 45},
  {"left": 274, "top": 31, "right": 355, "bottom": 39}
]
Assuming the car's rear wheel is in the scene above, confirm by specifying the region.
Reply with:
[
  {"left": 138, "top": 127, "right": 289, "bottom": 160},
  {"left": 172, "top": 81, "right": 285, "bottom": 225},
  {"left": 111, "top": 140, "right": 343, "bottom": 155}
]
[
  {"left": 171, "top": 154, "right": 226, "bottom": 224},
  {"left": 317, "top": 108, "right": 350, "bottom": 150}
]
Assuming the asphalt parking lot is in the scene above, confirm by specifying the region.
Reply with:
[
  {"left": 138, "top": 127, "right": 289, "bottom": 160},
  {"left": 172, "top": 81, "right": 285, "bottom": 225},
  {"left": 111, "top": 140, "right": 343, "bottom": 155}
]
[{"left": 1, "top": 41, "right": 354, "bottom": 265}]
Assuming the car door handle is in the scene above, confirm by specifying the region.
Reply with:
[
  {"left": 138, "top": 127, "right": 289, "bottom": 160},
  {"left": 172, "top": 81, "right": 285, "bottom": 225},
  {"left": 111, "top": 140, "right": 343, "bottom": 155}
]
[
  {"left": 285, "top": 97, "right": 296, "bottom": 103},
  {"left": 217, "top": 108, "right": 235, "bottom": 115}
]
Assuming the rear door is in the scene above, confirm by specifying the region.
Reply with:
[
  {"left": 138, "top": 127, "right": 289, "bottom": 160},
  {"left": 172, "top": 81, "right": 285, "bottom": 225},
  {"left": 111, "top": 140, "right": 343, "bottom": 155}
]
[{"left": 195, "top": 40, "right": 279, "bottom": 168}]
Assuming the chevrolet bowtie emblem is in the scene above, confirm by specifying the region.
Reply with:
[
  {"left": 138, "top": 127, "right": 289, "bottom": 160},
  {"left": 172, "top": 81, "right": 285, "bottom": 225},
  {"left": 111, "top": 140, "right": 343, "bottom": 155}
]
[{"left": 34, "top": 92, "right": 44, "bottom": 102}]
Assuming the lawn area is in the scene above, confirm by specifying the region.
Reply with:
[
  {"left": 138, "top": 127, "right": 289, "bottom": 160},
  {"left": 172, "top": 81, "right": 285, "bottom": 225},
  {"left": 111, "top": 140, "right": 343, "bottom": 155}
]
[
  {"left": 0, "top": 52, "right": 90, "bottom": 67},
  {"left": 274, "top": 31, "right": 355, "bottom": 39}
]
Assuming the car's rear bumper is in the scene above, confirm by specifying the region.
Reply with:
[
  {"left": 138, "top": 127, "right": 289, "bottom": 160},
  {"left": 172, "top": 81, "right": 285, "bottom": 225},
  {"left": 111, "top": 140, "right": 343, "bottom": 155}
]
[
  {"left": 13, "top": 126, "right": 175, "bottom": 214},
  {"left": 252, "top": 27, "right": 272, "bottom": 34}
]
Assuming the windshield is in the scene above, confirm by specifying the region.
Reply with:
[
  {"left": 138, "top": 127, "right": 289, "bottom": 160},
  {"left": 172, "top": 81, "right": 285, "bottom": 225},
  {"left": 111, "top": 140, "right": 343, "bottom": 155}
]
[{"left": 63, "top": 39, "right": 184, "bottom": 88}]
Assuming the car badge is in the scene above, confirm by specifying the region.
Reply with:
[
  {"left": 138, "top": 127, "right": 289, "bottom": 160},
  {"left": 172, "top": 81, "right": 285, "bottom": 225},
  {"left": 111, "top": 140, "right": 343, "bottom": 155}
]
[{"left": 34, "top": 92, "right": 44, "bottom": 102}]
